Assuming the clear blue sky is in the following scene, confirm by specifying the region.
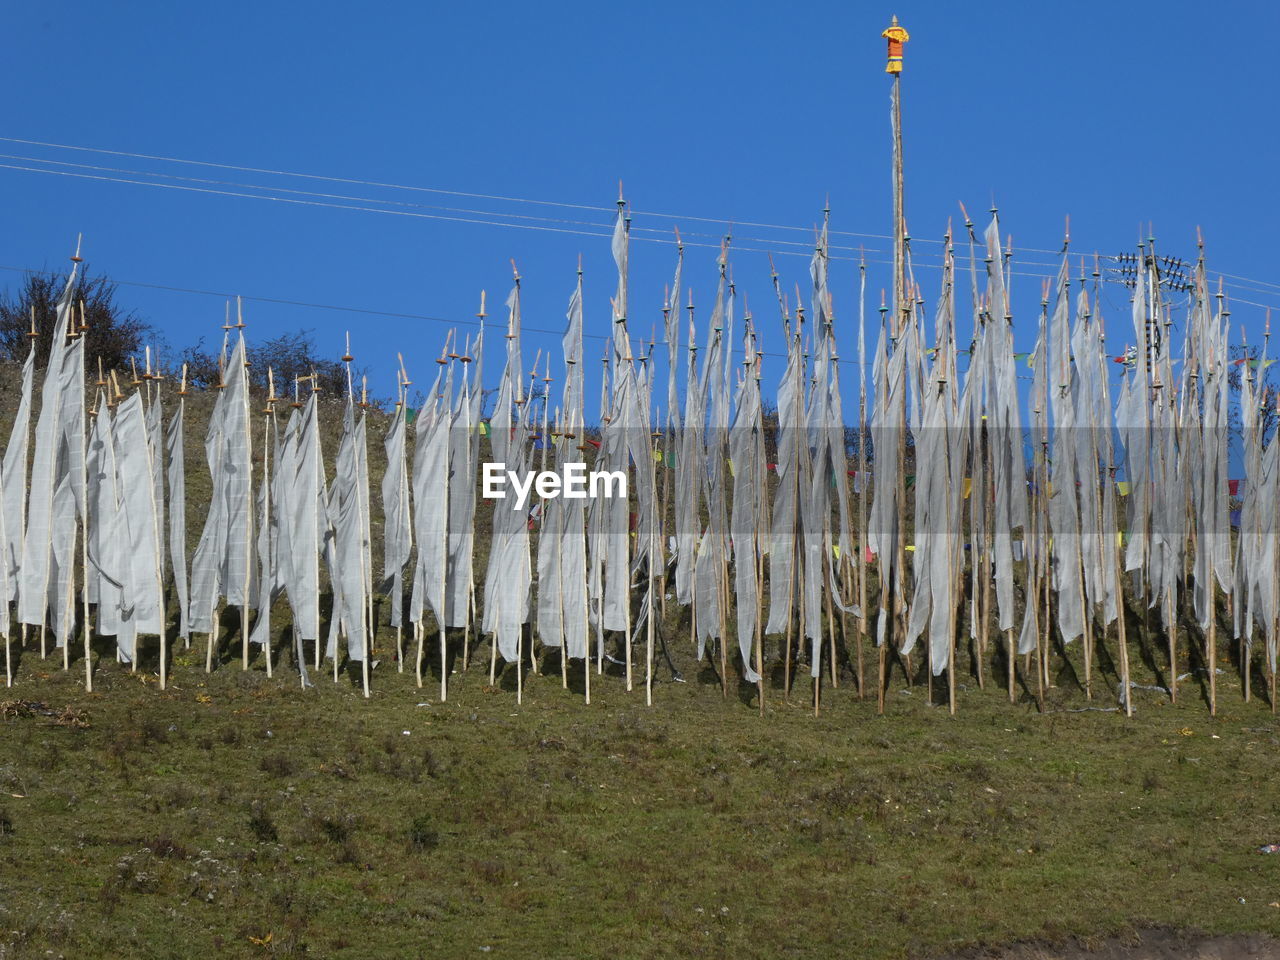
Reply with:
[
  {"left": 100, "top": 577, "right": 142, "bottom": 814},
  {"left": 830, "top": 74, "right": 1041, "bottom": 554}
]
[{"left": 2, "top": 1, "right": 1278, "bottom": 409}]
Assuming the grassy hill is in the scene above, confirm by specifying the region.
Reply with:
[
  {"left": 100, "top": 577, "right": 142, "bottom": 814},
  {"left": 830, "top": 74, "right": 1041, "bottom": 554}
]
[
  {"left": 4, "top": 652, "right": 1280, "bottom": 959},
  {"left": 0, "top": 362, "right": 1278, "bottom": 958}
]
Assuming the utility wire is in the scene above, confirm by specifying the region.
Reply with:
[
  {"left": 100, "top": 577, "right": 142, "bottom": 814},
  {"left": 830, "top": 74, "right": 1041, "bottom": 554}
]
[
  {"left": 7, "top": 150, "right": 1274, "bottom": 297},
  {"left": 0, "top": 134, "right": 1146, "bottom": 259},
  {"left": 1, "top": 151, "right": 1109, "bottom": 272},
  {"left": 0, "top": 159, "right": 1192, "bottom": 289}
]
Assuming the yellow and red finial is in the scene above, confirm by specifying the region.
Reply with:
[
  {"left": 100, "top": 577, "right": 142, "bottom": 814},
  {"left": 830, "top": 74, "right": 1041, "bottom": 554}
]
[{"left": 883, "top": 15, "right": 909, "bottom": 74}]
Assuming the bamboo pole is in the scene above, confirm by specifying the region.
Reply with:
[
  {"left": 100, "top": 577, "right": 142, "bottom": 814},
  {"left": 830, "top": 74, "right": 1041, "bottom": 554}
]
[
  {"left": 583, "top": 606, "right": 591, "bottom": 704},
  {"left": 394, "top": 371, "right": 407, "bottom": 674},
  {"left": 526, "top": 359, "right": 542, "bottom": 680},
  {"left": 147, "top": 369, "right": 170, "bottom": 689},
  {"left": 816, "top": 527, "right": 837, "bottom": 715},
  {"left": 755, "top": 521, "right": 765, "bottom": 715},
  {"left": 312, "top": 379, "right": 324, "bottom": 674},
  {"left": 717, "top": 519, "right": 729, "bottom": 701},
  {"left": 415, "top": 621, "right": 424, "bottom": 688},
  {"left": 1040, "top": 438, "right": 1052, "bottom": 691},
  {"left": 978, "top": 426, "right": 992, "bottom": 690},
  {"left": 178, "top": 365, "right": 191, "bottom": 651},
  {"left": 753, "top": 351, "right": 766, "bottom": 715},
  {"left": 254, "top": 412, "right": 269, "bottom": 681},
  {"left": 553, "top": 414, "right": 569, "bottom": 692},
  {"left": 856, "top": 259, "right": 869, "bottom": 701},
  {"left": 79, "top": 304, "right": 92, "bottom": 690},
  {"left": 439, "top": 359, "right": 452, "bottom": 703},
  {"left": 826, "top": 552, "right": 838, "bottom": 689},
  {"left": 646, "top": 428, "right": 656, "bottom": 708},
  {"left": 1028, "top": 464, "right": 1042, "bottom": 709},
  {"left": 199, "top": 354, "right": 225, "bottom": 673},
  {"left": 1113, "top": 513, "right": 1132, "bottom": 717},
  {"left": 237, "top": 302, "right": 252, "bottom": 672},
  {"left": 62, "top": 521, "right": 74, "bottom": 672},
  {"left": 490, "top": 603, "right": 499, "bottom": 686},
  {"left": 1208, "top": 589, "right": 1218, "bottom": 716},
  {"left": 1080, "top": 566, "right": 1092, "bottom": 700},
  {"left": 890, "top": 52, "right": 910, "bottom": 691},
  {"left": 1264, "top": 386, "right": 1274, "bottom": 711},
  {"left": 464, "top": 567, "right": 474, "bottom": 673},
  {"left": 359, "top": 377, "right": 372, "bottom": 699}
]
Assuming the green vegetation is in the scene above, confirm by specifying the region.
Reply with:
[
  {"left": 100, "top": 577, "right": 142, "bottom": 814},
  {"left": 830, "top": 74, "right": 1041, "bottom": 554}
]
[
  {"left": 0, "top": 360, "right": 1275, "bottom": 958},
  {"left": 2, "top": 647, "right": 1279, "bottom": 959}
]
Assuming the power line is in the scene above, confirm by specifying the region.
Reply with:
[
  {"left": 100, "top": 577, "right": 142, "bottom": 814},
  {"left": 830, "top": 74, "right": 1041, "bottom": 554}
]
[
  {"left": 0, "top": 134, "right": 1123, "bottom": 258},
  {"left": 2, "top": 154, "right": 1278, "bottom": 328},
  {"left": 0, "top": 158, "right": 849, "bottom": 264},
  {"left": 0, "top": 159, "right": 1122, "bottom": 287},
  {"left": 10, "top": 145, "right": 1277, "bottom": 300},
  {"left": 16, "top": 133, "right": 1280, "bottom": 299},
  {"left": 0, "top": 152, "right": 869, "bottom": 256},
  {"left": 1, "top": 151, "right": 1108, "bottom": 272}
]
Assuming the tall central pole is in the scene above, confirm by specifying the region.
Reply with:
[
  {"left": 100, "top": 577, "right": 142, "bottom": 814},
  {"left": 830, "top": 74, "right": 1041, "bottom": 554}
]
[
  {"left": 885, "top": 15, "right": 911, "bottom": 669},
  {"left": 892, "top": 78, "right": 905, "bottom": 339}
]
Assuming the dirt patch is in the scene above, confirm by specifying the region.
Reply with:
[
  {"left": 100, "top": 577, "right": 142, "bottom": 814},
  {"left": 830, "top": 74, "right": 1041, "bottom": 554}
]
[
  {"left": 0, "top": 699, "right": 89, "bottom": 727},
  {"left": 934, "top": 929, "right": 1279, "bottom": 960}
]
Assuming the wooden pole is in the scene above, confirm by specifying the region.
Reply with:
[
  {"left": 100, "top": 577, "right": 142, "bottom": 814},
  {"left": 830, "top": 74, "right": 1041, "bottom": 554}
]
[
  {"left": 394, "top": 376, "right": 407, "bottom": 674},
  {"left": 1041, "top": 438, "right": 1052, "bottom": 691},
  {"left": 1208, "top": 589, "right": 1218, "bottom": 716},
  {"left": 1027, "top": 437, "right": 1043, "bottom": 710},
  {"left": 415, "top": 621, "right": 425, "bottom": 688},
  {"left": 179, "top": 366, "right": 191, "bottom": 651},
  {"left": 783, "top": 527, "right": 796, "bottom": 701},
  {"left": 558, "top": 412, "right": 570, "bottom": 693},
  {"left": 204, "top": 360, "right": 228, "bottom": 674},
  {"left": 490, "top": 616, "right": 499, "bottom": 685},
  {"left": 1080, "top": 565, "right": 1092, "bottom": 700},
  {"left": 978, "top": 427, "right": 992, "bottom": 690},
  {"left": 1115, "top": 526, "right": 1132, "bottom": 717},
  {"left": 646, "top": 431, "right": 656, "bottom": 708},
  {"left": 62, "top": 522, "right": 74, "bottom": 672},
  {"left": 150, "top": 382, "right": 170, "bottom": 689},
  {"left": 718, "top": 528, "right": 729, "bottom": 700},
  {"left": 236, "top": 306, "right": 252, "bottom": 672},
  {"left": 80, "top": 307, "right": 92, "bottom": 691},
  {"left": 754, "top": 353, "right": 766, "bottom": 715},
  {"left": 584, "top": 555, "right": 591, "bottom": 705},
  {"left": 465, "top": 570, "right": 476, "bottom": 671},
  {"left": 440, "top": 375, "right": 450, "bottom": 704},
  {"left": 890, "top": 47, "right": 911, "bottom": 686},
  {"left": 755, "top": 521, "right": 765, "bottom": 715}
]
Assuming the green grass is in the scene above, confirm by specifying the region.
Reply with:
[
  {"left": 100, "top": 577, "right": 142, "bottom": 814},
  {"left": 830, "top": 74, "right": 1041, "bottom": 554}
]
[
  {"left": 0, "top": 365, "right": 1277, "bottom": 957},
  {"left": 2, "top": 638, "right": 1279, "bottom": 959}
]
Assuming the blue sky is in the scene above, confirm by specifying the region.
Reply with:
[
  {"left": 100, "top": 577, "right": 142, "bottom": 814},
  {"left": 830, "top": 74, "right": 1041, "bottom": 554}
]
[{"left": 2, "top": 1, "right": 1278, "bottom": 410}]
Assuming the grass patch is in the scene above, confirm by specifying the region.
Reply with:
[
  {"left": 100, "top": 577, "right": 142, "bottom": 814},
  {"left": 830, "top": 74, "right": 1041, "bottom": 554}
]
[{"left": 2, "top": 642, "right": 1279, "bottom": 959}]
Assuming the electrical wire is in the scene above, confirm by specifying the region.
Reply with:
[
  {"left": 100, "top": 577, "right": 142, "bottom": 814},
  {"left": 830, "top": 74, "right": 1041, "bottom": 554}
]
[{"left": 0, "top": 135, "right": 1138, "bottom": 258}]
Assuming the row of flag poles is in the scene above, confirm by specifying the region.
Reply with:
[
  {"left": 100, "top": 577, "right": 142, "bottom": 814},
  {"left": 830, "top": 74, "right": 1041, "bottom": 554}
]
[{"left": 4, "top": 207, "right": 1276, "bottom": 719}]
